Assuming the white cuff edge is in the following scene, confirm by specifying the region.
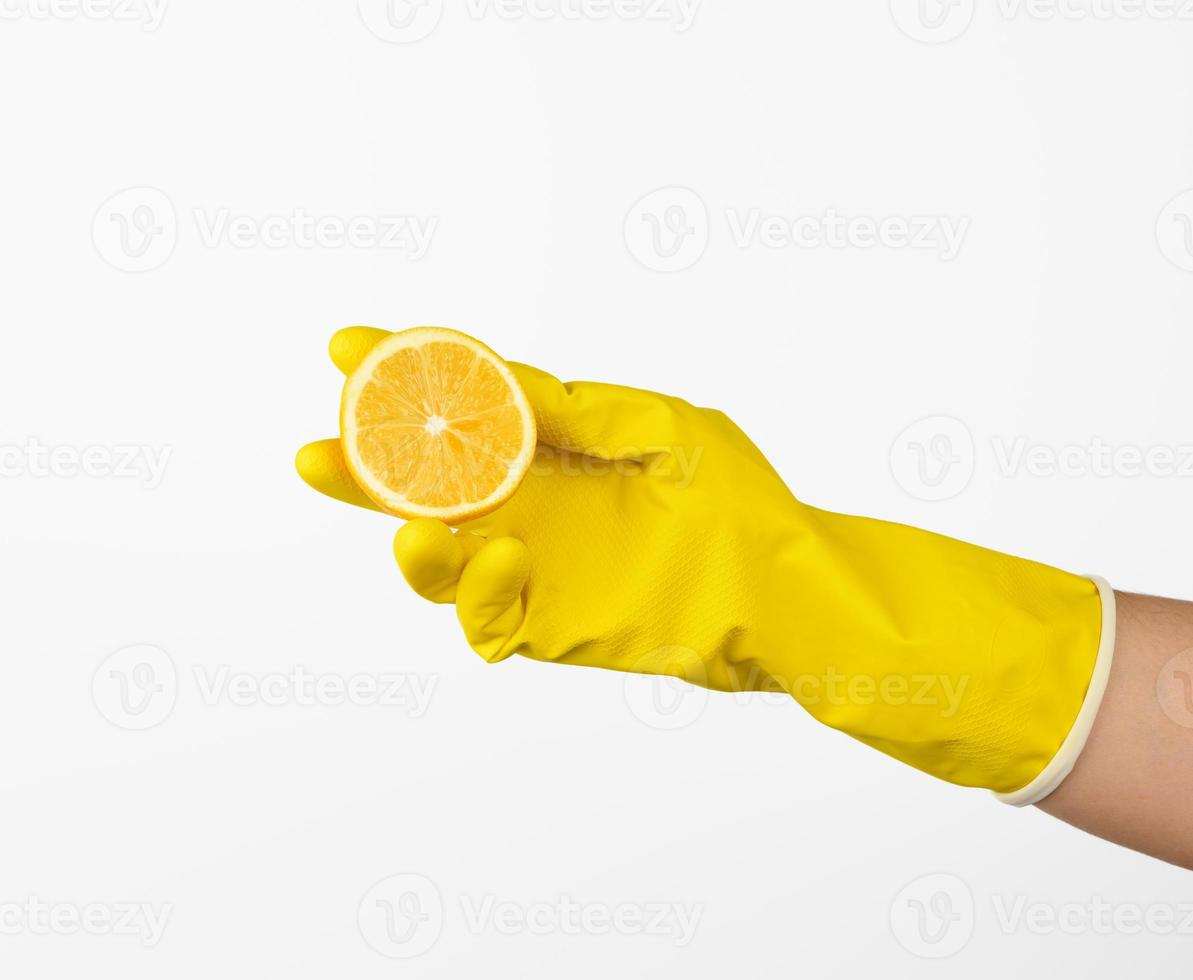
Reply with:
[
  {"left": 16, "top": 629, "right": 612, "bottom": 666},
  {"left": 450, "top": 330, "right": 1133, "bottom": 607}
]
[{"left": 994, "top": 576, "right": 1116, "bottom": 808}]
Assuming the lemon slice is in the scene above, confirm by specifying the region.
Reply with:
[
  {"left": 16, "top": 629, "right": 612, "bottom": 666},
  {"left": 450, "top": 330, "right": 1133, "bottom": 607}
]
[{"left": 340, "top": 328, "right": 536, "bottom": 523}]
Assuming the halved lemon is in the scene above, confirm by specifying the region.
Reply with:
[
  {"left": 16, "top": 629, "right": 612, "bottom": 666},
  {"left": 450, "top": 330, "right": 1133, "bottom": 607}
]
[{"left": 340, "top": 328, "right": 536, "bottom": 523}]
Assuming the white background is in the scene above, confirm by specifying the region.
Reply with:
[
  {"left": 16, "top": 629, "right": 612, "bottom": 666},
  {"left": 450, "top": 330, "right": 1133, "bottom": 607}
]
[{"left": 3, "top": 0, "right": 1193, "bottom": 976}]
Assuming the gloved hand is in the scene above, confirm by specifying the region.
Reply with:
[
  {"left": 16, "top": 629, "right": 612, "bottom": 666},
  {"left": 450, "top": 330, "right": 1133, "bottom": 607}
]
[{"left": 297, "top": 327, "right": 1114, "bottom": 804}]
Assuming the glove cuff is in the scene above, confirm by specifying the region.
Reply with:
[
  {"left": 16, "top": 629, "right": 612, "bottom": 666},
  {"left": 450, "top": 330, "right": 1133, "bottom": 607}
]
[{"left": 995, "top": 576, "right": 1117, "bottom": 807}]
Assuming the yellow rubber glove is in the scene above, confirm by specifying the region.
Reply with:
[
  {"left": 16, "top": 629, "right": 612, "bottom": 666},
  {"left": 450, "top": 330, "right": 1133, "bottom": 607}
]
[{"left": 297, "top": 328, "right": 1114, "bottom": 803}]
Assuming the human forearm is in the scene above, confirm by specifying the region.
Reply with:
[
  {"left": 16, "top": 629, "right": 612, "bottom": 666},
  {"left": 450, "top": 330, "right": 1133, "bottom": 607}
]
[{"left": 1038, "top": 591, "right": 1193, "bottom": 869}]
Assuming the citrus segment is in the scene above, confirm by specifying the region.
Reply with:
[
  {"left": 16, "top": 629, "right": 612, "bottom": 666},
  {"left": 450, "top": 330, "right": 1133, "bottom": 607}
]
[{"left": 340, "top": 328, "right": 536, "bottom": 523}]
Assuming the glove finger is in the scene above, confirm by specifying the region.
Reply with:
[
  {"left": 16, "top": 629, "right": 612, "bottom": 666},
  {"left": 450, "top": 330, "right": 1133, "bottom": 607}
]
[
  {"left": 393, "top": 518, "right": 485, "bottom": 603},
  {"left": 507, "top": 362, "right": 683, "bottom": 460},
  {"left": 295, "top": 438, "right": 381, "bottom": 511},
  {"left": 455, "top": 537, "right": 531, "bottom": 663},
  {"left": 329, "top": 326, "right": 391, "bottom": 376}
]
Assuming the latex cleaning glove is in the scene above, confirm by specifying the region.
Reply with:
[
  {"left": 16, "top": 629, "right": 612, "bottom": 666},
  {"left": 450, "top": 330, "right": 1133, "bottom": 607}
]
[{"left": 297, "top": 328, "right": 1115, "bottom": 805}]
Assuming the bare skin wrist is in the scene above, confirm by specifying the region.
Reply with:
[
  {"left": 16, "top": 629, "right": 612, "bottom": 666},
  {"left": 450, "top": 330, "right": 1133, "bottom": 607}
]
[{"left": 1036, "top": 591, "right": 1193, "bottom": 869}]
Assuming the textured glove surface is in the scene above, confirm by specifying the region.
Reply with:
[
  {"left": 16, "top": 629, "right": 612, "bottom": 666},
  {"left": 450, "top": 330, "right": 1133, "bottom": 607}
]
[{"left": 298, "top": 328, "right": 1102, "bottom": 794}]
